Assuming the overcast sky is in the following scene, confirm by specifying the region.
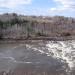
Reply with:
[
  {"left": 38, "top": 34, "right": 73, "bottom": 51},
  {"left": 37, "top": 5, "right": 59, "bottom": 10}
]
[{"left": 0, "top": 0, "right": 75, "bottom": 17}]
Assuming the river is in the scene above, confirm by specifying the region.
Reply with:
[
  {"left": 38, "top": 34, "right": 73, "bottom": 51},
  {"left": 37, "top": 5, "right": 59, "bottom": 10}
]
[{"left": 0, "top": 40, "right": 75, "bottom": 75}]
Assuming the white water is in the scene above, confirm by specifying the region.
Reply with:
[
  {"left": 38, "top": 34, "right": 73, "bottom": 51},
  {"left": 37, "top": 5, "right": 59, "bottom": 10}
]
[
  {"left": 46, "top": 41, "right": 75, "bottom": 70},
  {"left": 0, "top": 40, "right": 75, "bottom": 74},
  {"left": 25, "top": 41, "right": 75, "bottom": 71}
]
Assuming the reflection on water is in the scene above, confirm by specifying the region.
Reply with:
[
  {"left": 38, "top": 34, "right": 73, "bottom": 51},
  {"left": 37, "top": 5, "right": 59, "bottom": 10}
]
[{"left": 0, "top": 40, "right": 75, "bottom": 75}]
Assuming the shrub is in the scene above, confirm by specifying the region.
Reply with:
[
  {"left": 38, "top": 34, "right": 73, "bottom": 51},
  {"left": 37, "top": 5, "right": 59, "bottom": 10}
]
[
  {"left": 61, "top": 32, "right": 71, "bottom": 36},
  {"left": 36, "top": 32, "right": 47, "bottom": 36},
  {"left": 0, "top": 34, "right": 3, "bottom": 39}
]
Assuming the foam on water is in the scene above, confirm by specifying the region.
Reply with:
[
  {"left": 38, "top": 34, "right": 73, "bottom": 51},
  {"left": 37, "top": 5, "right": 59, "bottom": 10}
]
[
  {"left": 25, "top": 41, "right": 75, "bottom": 70},
  {"left": 46, "top": 41, "right": 75, "bottom": 70}
]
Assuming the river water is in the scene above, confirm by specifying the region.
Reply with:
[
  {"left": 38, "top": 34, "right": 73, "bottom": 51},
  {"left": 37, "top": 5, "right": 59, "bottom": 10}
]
[{"left": 0, "top": 40, "right": 75, "bottom": 75}]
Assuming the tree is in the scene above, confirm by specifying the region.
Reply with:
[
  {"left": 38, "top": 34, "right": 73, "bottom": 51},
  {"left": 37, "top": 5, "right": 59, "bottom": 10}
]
[
  {"left": 12, "top": 13, "right": 17, "bottom": 17},
  {"left": 0, "top": 20, "right": 3, "bottom": 39}
]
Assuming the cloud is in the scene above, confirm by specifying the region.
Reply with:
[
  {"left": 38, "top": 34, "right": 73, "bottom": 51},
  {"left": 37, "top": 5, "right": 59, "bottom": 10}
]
[
  {"left": 55, "top": 0, "right": 75, "bottom": 8},
  {"left": 49, "top": 0, "right": 75, "bottom": 14},
  {"left": 0, "top": 0, "right": 32, "bottom": 8}
]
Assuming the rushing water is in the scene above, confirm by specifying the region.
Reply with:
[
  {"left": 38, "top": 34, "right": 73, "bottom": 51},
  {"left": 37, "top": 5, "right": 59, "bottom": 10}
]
[{"left": 0, "top": 40, "right": 75, "bottom": 75}]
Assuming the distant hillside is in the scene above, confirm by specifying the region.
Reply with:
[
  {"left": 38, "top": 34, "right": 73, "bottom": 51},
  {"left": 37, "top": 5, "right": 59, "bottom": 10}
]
[{"left": 0, "top": 13, "right": 75, "bottom": 40}]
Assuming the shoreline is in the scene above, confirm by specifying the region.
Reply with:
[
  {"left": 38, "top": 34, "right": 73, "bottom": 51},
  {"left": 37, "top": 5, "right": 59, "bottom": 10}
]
[{"left": 0, "top": 37, "right": 75, "bottom": 43}]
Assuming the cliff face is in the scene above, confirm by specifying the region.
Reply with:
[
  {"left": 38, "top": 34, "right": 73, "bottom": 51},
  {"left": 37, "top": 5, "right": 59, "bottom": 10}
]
[{"left": 0, "top": 13, "right": 75, "bottom": 40}]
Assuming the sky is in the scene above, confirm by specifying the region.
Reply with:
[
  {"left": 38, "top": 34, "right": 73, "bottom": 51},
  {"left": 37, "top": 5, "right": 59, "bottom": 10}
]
[{"left": 0, "top": 0, "right": 75, "bottom": 17}]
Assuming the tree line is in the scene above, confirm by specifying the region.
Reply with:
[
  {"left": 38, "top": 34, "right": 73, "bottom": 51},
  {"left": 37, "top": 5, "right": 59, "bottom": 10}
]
[{"left": 0, "top": 13, "right": 75, "bottom": 39}]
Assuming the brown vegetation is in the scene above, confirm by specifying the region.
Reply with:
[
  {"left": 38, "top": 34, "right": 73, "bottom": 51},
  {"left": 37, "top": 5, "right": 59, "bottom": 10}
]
[{"left": 0, "top": 13, "right": 75, "bottom": 40}]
